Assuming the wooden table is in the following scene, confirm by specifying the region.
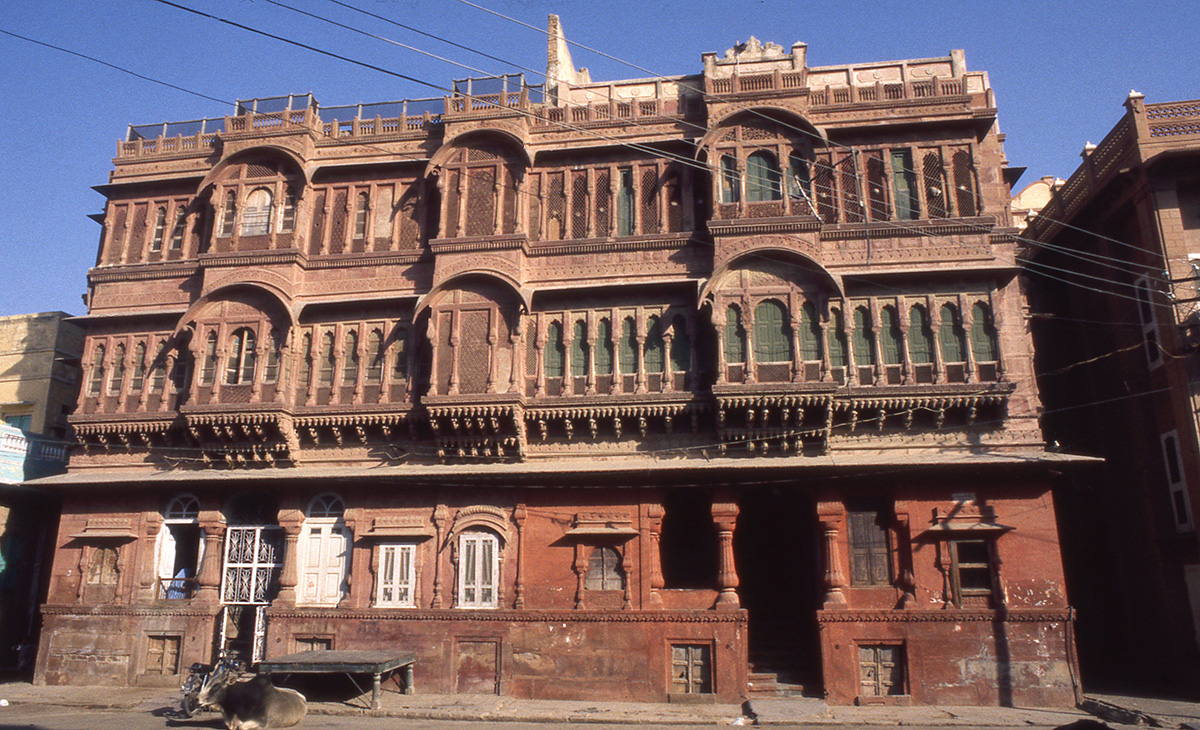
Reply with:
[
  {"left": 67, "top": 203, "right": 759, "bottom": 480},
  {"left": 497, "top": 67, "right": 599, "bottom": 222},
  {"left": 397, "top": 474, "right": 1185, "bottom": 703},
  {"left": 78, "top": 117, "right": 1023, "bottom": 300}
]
[{"left": 257, "top": 649, "right": 416, "bottom": 710}]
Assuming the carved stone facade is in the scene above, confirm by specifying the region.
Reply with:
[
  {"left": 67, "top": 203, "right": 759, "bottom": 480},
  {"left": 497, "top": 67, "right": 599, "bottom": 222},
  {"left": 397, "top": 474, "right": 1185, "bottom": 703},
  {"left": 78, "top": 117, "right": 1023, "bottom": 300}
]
[{"left": 35, "top": 19, "right": 1077, "bottom": 705}]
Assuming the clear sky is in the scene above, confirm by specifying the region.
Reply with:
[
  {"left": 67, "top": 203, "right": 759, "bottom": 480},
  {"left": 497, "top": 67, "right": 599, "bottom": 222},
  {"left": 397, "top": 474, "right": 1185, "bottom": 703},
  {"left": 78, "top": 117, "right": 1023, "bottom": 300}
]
[{"left": 1, "top": 0, "right": 1195, "bottom": 318}]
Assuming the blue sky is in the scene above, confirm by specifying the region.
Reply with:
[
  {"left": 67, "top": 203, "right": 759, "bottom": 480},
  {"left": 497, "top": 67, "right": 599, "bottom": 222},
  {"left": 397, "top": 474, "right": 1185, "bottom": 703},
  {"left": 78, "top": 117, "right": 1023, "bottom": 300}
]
[{"left": 1, "top": 0, "right": 1195, "bottom": 317}]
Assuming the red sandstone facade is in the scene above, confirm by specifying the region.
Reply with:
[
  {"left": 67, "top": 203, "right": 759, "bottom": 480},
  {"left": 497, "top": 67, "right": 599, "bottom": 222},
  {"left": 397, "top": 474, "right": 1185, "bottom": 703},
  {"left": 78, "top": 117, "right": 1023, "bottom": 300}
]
[{"left": 35, "top": 20, "right": 1079, "bottom": 705}]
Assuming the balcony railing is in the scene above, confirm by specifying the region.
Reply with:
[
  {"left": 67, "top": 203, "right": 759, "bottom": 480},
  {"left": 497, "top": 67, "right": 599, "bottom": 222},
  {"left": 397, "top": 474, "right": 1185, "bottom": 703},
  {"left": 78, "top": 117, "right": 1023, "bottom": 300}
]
[{"left": 156, "top": 576, "right": 199, "bottom": 600}]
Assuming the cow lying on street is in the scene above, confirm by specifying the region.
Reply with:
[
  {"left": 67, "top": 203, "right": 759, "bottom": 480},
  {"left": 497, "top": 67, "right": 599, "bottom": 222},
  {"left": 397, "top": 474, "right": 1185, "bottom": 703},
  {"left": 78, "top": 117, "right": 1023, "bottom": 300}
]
[{"left": 197, "top": 671, "right": 307, "bottom": 730}]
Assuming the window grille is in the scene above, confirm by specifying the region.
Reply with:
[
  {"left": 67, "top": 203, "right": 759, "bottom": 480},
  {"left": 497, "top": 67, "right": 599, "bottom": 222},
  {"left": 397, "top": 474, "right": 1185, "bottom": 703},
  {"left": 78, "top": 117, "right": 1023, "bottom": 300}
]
[
  {"left": 328, "top": 189, "right": 348, "bottom": 253},
  {"left": 584, "top": 546, "right": 624, "bottom": 590},
  {"left": 594, "top": 170, "right": 611, "bottom": 237},
  {"left": 221, "top": 526, "right": 283, "bottom": 605},
  {"left": 839, "top": 155, "right": 864, "bottom": 223},
  {"left": 392, "top": 329, "right": 409, "bottom": 380},
  {"left": 951, "top": 149, "right": 978, "bottom": 216},
  {"left": 525, "top": 320, "right": 538, "bottom": 379},
  {"left": 298, "top": 333, "right": 313, "bottom": 389},
  {"left": 864, "top": 151, "right": 889, "bottom": 221},
  {"left": 813, "top": 155, "right": 838, "bottom": 223},
  {"left": 107, "top": 206, "right": 128, "bottom": 264},
  {"left": 527, "top": 175, "right": 542, "bottom": 241},
  {"left": 127, "top": 204, "right": 148, "bottom": 260},
  {"left": 753, "top": 301, "right": 790, "bottom": 363},
  {"left": 308, "top": 190, "right": 327, "bottom": 256},
  {"left": 87, "top": 546, "right": 120, "bottom": 586},
  {"left": 949, "top": 539, "right": 994, "bottom": 606},
  {"left": 263, "top": 330, "right": 281, "bottom": 383},
  {"left": 458, "top": 310, "right": 490, "bottom": 393},
  {"left": 200, "top": 333, "right": 217, "bottom": 386},
  {"left": 720, "top": 155, "right": 740, "bottom": 204},
  {"left": 922, "top": 151, "right": 948, "bottom": 218},
  {"left": 376, "top": 543, "right": 416, "bottom": 607},
  {"left": 398, "top": 193, "right": 420, "bottom": 249},
  {"left": 879, "top": 306, "right": 902, "bottom": 384},
  {"left": 787, "top": 154, "right": 814, "bottom": 214},
  {"left": 571, "top": 170, "right": 589, "bottom": 239},
  {"left": 827, "top": 308, "right": 848, "bottom": 369},
  {"left": 547, "top": 173, "right": 566, "bottom": 240},
  {"left": 617, "top": 169, "right": 635, "bottom": 235},
  {"left": 640, "top": 168, "right": 660, "bottom": 234},
  {"left": 353, "top": 192, "right": 369, "bottom": 240},
  {"left": 280, "top": 190, "right": 297, "bottom": 234},
  {"left": 366, "top": 329, "right": 383, "bottom": 383},
  {"left": 939, "top": 304, "right": 966, "bottom": 364},
  {"left": 502, "top": 166, "right": 518, "bottom": 235},
  {"left": 664, "top": 171, "right": 683, "bottom": 232},
  {"left": 466, "top": 167, "right": 496, "bottom": 237},
  {"left": 619, "top": 318, "right": 638, "bottom": 386},
  {"left": 241, "top": 188, "right": 273, "bottom": 236}
]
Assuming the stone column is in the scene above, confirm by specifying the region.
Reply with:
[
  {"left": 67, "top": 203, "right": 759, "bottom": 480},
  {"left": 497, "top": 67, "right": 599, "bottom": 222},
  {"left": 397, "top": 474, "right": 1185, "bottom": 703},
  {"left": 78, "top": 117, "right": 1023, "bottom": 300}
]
[
  {"left": 572, "top": 543, "right": 588, "bottom": 609},
  {"left": 645, "top": 502, "right": 665, "bottom": 609},
  {"left": 138, "top": 518, "right": 162, "bottom": 603},
  {"left": 818, "top": 502, "right": 847, "bottom": 608},
  {"left": 431, "top": 505, "right": 448, "bottom": 609},
  {"left": 714, "top": 307, "right": 728, "bottom": 385},
  {"left": 195, "top": 520, "right": 225, "bottom": 604},
  {"left": 274, "top": 510, "right": 303, "bottom": 607},
  {"left": 584, "top": 312, "right": 597, "bottom": 396},
  {"left": 712, "top": 497, "right": 740, "bottom": 610},
  {"left": 513, "top": 503, "right": 526, "bottom": 609}
]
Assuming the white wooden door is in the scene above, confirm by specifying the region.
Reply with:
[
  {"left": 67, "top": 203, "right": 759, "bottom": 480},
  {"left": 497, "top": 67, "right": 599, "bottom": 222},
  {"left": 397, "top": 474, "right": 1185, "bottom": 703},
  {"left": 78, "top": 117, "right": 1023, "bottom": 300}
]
[{"left": 299, "top": 521, "right": 350, "bottom": 605}]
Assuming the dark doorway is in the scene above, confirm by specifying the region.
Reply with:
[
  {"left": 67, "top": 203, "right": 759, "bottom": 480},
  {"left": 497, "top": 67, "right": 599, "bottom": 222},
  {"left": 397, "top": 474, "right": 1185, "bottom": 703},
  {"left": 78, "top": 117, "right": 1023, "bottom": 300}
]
[{"left": 734, "top": 488, "right": 822, "bottom": 695}]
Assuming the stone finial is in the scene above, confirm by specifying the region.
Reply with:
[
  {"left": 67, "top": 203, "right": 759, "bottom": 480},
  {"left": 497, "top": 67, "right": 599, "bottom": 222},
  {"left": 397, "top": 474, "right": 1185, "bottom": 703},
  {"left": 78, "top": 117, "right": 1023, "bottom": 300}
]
[
  {"left": 1127, "top": 89, "right": 1145, "bottom": 101},
  {"left": 1081, "top": 142, "right": 1096, "bottom": 158},
  {"left": 722, "top": 36, "right": 786, "bottom": 61}
]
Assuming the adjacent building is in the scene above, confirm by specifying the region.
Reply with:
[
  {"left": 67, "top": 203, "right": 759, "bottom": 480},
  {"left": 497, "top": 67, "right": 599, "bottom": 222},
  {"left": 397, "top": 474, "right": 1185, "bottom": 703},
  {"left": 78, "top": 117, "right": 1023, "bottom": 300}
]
[
  {"left": 33, "top": 20, "right": 1081, "bottom": 705},
  {"left": 0, "top": 312, "right": 82, "bottom": 672},
  {"left": 1027, "top": 94, "right": 1200, "bottom": 694}
]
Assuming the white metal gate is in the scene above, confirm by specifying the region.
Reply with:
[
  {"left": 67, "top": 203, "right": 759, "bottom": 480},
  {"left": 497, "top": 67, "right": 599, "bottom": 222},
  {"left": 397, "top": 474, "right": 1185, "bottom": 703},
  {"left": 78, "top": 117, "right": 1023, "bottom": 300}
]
[{"left": 221, "top": 526, "right": 283, "bottom": 604}]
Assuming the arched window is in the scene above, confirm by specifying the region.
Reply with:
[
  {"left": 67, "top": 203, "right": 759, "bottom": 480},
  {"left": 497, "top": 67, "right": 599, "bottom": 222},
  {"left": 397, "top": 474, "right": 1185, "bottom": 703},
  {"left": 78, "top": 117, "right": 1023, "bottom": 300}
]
[
  {"left": 669, "top": 315, "right": 690, "bottom": 373},
  {"left": 908, "top": 306, "right": 934, "bottom": 364},
  {"left": 241, "top": 188, "right": 273, "bottom": 236},
  {"left": 584, "top": 546, "right": 625, "bottom": 591},
  {"left": 150, "top": 207, "right": 166, "bottom": 252},
  {"left": 131, "top": 342, "right": 147, "bottom": 393},
  {"left": 298, "top": 333, "right": 313, "bottom": 388},
  {"left": 879, "top": 306, "right": 902, "bottom": 366},
  {"left": 200, "top": 332, "right": 217, "bottom": 385},
  {"left": 570, "top": 320, "right": 588, "bottom": 377},
  {"left": 544, "top": 321, "right": 565, "bottom": 379},
  {"left": 109, "top": 343, "right": 126, "bottom": 395},
  {"left": 746, "top": 151, "right": 782, "bottom": 202},
  {"left": 280, "top": 189, "right": 297, "bottom": 234},
  {"left": 971, "top": 302, "right": 999, "bottom": 363},
  {"left": 366, "top": 329, "right": 384, "bottom": 383},
  {"left": 88, "top": 344, "right": 106, "bottom": 396},
  {"left": 299, "top": 494, "right": 350, "bottom": 606},
  {"left": 720, "top": 155, "right": 740, "bottom": 204},
  {"left": 939, "top": 304, "right": 967, "bottom": 363},
  {"left": 263, "top": 329, "right": 282, "bottom": 383},
  {"left": 799, "top": 301, "right": 821, "bottom": 361},
  {"left": 827, "top": 307, "right": 848, "bottom": 368},
  {"left": 170, "top": 210, "right": 186, "bottom": 250},
  {"left": 319, "top": 332, "right": 336, "bottom": 387},
  {"left": 225, "top": 327, "right": 257, "bottom": 385},
  {"left": 353, "top": 192, "right": 369, "bottom": 240},
  {"left": 618, "top": 317, "right": 638, "bottom": 375},
  {"left": 458, "top": 530, "right": 500, "bottom": 608},
  {"left": 219, "top": 190, "right": 237, "bottom": 237},
  {"left": 392, "top": 329, "right": 409, "bottom": 380},
  {"left": 342, "top": 330, "right": 359, "bottom": 385},
  {"left": 724, "top": 306, "right": 746, "bottom": 365},
  {"left": 158, "top": 494, "right": 201, "bottom": 600},
  {"left": 852, "top": 306, "right": 876, "bottom": 368},
  {"left": 595, "top": 318, "right": 613, "bottom": 376},
  {"left": 753, "top": 300, "right": 790, "bottom": 363},
  {"left": 644, "top": 316, "right": 664, "bottom": 373}
]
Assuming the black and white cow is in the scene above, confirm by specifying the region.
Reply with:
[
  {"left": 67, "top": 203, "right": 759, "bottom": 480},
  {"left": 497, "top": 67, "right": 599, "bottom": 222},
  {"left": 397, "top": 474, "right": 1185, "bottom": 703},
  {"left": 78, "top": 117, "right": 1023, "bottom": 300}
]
[{"left": 197, "top": 672, "right": 307, "bottom": 730}]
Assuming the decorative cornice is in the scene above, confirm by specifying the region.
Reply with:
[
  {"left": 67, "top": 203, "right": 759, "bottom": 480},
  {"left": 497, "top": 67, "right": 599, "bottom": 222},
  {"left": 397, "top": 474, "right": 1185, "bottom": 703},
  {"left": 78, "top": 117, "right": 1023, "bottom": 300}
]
[
  {"left": 429, "top": 235, "right": 529, "bottom": 255},
  {"left": 42, "top": 603, "right": 219, "bottom": 618},
  {"left": 530, "top": 235, "right": 696, "bottom": 256},
  {"left": 305, "top": 251, "right": 425, "bottom": 270},
  {"left": 817, "top": 608, "right": 1071, "bottom": 624},
  {"left": 198, "top": 249, "right": 307, "bottom": 269},
  {"left": 708, "top": 218, "right": 821, "bottom": 237},
  {"left": 821, "top": 217, "right": 997, "bottom": 241},
  {"left": 89, "top": 262, "right": 201, "bottom": 283},
  {"left": 266, "top": 607, "right": 747, "bottom": 624}
]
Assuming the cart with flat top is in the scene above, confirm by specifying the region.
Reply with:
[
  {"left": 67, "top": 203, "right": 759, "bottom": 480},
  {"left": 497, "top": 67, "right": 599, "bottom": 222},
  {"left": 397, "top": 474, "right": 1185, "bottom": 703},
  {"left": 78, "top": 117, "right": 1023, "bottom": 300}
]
[{"left": 257, "top": 649, "right": 415, "bottom": 710}]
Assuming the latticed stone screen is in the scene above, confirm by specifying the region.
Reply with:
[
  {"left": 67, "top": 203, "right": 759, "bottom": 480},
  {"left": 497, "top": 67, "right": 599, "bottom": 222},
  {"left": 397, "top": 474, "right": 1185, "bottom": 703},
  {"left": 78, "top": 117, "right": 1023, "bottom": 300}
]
[
  {"left": 466, "top": 168, "right": 496, "bottom": 237},
  {"left": 951, "top": 148, "right": 978, "bottom": 216},
  {"left": 922, "top": 151, "right": 948, "bottom": 218},
  {"left": 813, "top": 155, "right": 838, "bottom": 223},
  {"left": 864, "top": 152, "right": 889, "bottom": 221},
  {"left": 328, "top": 189, "right": 348, "bottom": 253},
  {"left": 308, "top": 191, "right": 327, "bottom": 256},
  {"left": 594, "top": 171, "right": 611, "bottom": 237},
  {"left": 641, "top": 168, "right": 660, "bottom": 234},
  {"left": 571, "top": 170, "right": 589, "bottom": 239},
  {"left": 435, "top": 312, "right": 454, "bottom": 393},
  {"left": 458, "top": 310, "right": 491, "bottom": 393}
]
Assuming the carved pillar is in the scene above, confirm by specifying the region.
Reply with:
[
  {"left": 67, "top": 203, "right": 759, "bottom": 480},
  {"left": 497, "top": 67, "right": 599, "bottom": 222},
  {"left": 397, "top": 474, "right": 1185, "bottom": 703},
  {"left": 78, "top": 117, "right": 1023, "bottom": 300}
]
[
  {"left": 790, "top": 314, "right": 804, "bottom": 383},
  {"left": 897, "top": 301, "right": 912, "bottom": 385},
  {"left": 961, "top": 295, "right": 976, "bottom": 383},
  {"left": 562, "top": 321, "right": 575, "bottom": 396},
  {"left": 455, "top": 168, "right": 468, "bottom": 238},
  {"left": 485, "top": 312, "right": 498, "bottom": 394},
  {"left": 195, "top": 521, "right": 225, "bottom": 604},
  {"left": 584, "top": 312, "right": 597, "bottom": 396},
  {"left": 159, "top": 350, "right": 177, "bottom": 412},
  {"left": 712, "top": 497, "right": 740, "bottom": 610},
  {"left": 661, "top": 330, "right": 674, "bottom": 393},
  {"left": 138, "top": 518, "right": 162, "bottom": 602},
  {"left": 818, "top": 304, "right": 832, "bottom": 382},
  {"left": 513, "top": 503, "right": 526, "bottom": 609},
  {"left": 491, "top": 168, "right": 503, "bottom": 236},
  {"left": 533, "top": 315, "right": 546, "bottom": 397},
  {"left": 744, "top": 305, "right": 757, "bottom": 384},
  {"left": 714, "top": 307, "right": 728, "bottom": 385},
  {"left": 508, "top": 310, "right": 522, "bottom": 394},
  {"left": 929, "top": 298, "right": 943, "bottom": 384},
  {"left": 634, "top": 309, "right": 647, "bottom": 394},
  {"left": 619, "top": 546, "right": 633, "bottom": 609},
  {"left": 818, "top": 502, "right": 847, "bottom": 608},
  {"left": 188, "top": 332, "right": 204, "bottom": 406},
  {"left": 276, "top": 327, "right": 291, "bottom": 404},
  {"left": 275, "top": 510, "right": 303, "bottom": 607},
  {"left": 894, "top": 506, "right": 916, "bottom": 608},
  {"left": 304, "top": 328, "right": 319, "bottom": 407},
  {"left": 572, "top": 543, "right": 588, "bottom": 609},
  {"left": 328, "top": 324, "right": 345, "bottom": 405},
  {"left": 352, "top": 322, "right": 367, "bottom": 405},
  {"left": 431, "top": 505, "right": 448, "bottom": 608},
  {"left": 250, "top": 329, "right": 268, "bottom": 402},
  {"left": 645, "top": 502, "right": 664, "bottom": 609}
]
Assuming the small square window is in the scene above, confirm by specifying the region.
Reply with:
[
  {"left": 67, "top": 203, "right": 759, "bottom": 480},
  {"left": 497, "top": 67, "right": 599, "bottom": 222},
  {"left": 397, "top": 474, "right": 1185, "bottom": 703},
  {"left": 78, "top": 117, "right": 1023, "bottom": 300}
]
[
  {"left": 376, "top": 543, "right": 416, "bottom": 608},
  {"left": 949, "top": 539, "right": 995, "bottom": 606}
]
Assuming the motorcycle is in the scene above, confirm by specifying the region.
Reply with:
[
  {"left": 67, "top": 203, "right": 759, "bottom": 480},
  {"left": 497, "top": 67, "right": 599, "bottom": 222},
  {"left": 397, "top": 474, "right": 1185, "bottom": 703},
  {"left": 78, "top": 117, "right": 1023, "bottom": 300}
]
[{"left": 180, "top": 653, "right": 246, "bottom": 717}]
